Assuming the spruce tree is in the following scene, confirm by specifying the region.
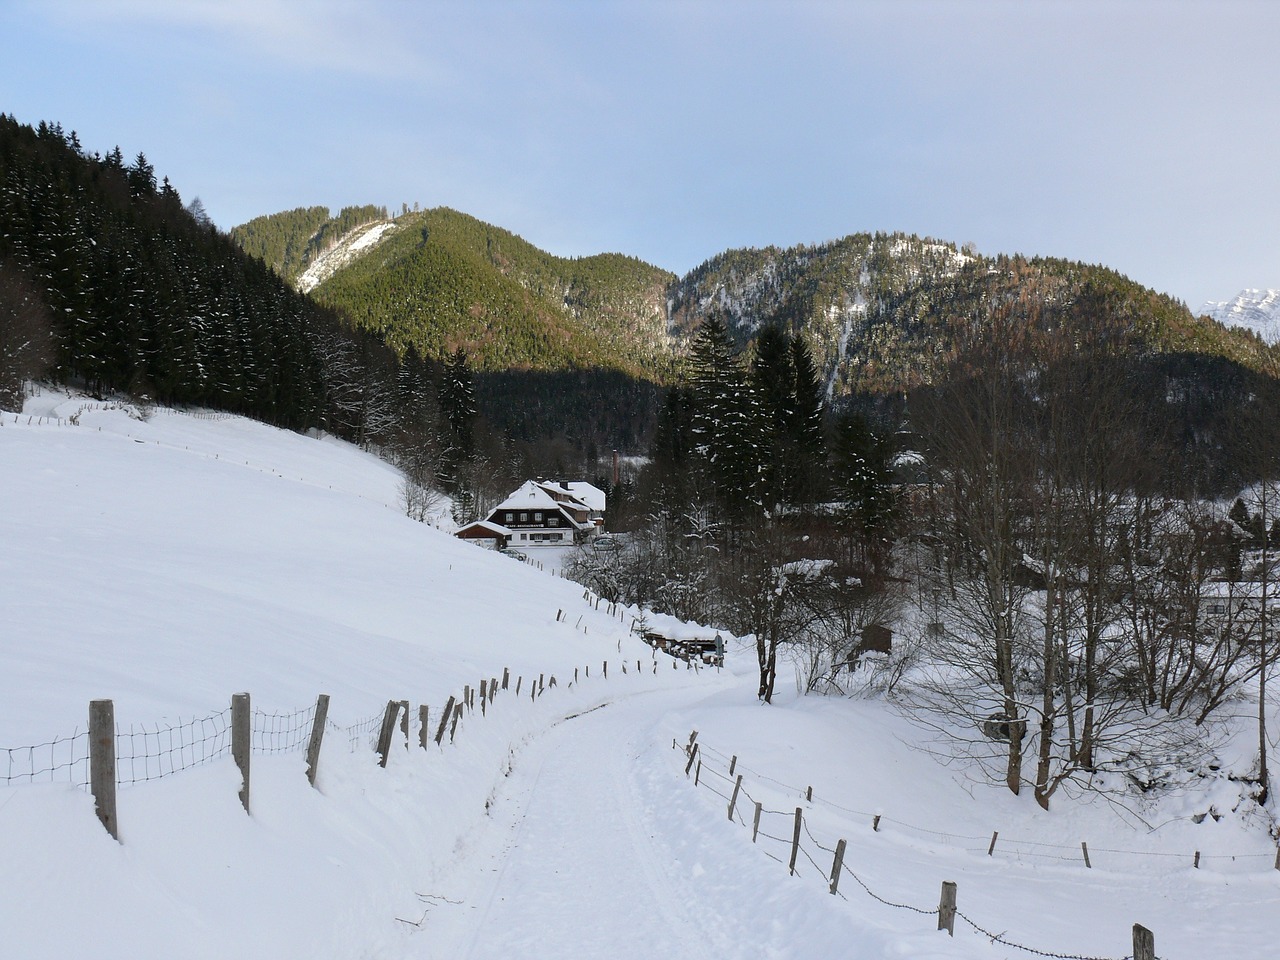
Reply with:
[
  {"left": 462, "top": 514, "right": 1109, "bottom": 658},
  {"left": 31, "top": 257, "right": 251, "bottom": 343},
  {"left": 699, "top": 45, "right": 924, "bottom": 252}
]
[{"left": 689, "top": 314, "right": 766, "bottom": 520}]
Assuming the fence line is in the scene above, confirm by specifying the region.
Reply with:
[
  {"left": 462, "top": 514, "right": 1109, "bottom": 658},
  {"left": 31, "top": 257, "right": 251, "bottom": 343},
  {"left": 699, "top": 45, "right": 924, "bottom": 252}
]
[
  {"left": 693, "top": 740, "right": 1273, "bottom": 871},
  {"left": 1, "top": 646, "right": 687, "bottom": 799},
  {"left": 676, "top": 734, "right": 1161, "bottom": 960}
]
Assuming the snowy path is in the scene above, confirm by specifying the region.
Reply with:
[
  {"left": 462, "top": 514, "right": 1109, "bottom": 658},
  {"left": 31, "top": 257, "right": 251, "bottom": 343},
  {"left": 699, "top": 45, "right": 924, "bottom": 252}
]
[
  {"left": 418, "top": 689, "right": 722, "bottom": 959},
  {"left": 412, "top": 684, "right": 875, "bottom": 960}
]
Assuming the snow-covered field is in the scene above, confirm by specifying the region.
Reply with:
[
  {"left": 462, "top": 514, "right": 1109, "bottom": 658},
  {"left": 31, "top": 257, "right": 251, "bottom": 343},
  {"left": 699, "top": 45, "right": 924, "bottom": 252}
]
[{"left": 2, "top": 391, "right": 1278, "bottom": 959}]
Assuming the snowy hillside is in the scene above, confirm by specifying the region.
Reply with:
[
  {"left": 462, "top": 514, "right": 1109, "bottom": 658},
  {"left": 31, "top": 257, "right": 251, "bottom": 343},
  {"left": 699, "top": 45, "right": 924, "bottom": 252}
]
[
  {"left": 296, "top": 218, "right": 402, "bottom": 293},
  {"left": 1200, "top": 288, "right": 1280, "bottom": 344},
  {"left": 2, "top": 391, "right": 1278, "bottom": 960}
]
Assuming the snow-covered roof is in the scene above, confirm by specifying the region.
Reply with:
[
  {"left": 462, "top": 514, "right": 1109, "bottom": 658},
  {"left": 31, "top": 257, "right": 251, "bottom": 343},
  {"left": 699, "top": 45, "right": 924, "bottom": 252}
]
[
  {"left": 495, "top": 481, "right": 566, "bottom": 512},
  {"left": 537, "top": 480, "right": 606, "bottom": 512},
  {"left": 455, "top": 520, "right": 512, "bottom": 538}
]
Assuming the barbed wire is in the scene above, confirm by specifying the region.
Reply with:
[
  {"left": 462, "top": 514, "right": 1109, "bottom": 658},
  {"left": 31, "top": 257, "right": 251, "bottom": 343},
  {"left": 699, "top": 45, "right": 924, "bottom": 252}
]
[
  {"left": 696, "top": 739, "right": 1272, "bottom": 869},
  {"left": 678, "top": 737, "right": 1161, "bottom": 960},
  {"left": 956, "top": 910, "right": 1139, "bottom": 960}
]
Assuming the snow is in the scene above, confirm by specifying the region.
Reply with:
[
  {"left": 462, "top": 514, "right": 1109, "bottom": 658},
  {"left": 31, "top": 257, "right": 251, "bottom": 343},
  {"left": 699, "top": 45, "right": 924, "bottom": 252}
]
[
  {"left": 1200, "top": 288, "right": 1280, "bottom": 344},
  {"left": 3, "top": 388, "right": 1279, "bottom": 959},
  {"left": 295, "top": 219, "right": 401, "bottom": 293}
]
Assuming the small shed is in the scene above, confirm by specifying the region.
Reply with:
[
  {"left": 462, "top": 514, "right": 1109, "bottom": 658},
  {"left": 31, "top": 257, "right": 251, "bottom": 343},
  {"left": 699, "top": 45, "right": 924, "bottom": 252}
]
[{"left": 454, "top": 520, "right": 512, "bottom": 550}]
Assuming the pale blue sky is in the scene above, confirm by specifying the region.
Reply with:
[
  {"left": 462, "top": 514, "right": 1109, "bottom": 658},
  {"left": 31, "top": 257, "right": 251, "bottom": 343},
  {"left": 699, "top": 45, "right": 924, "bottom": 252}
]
[{"left": 3, "top": 0, "right": 1277, "bottom": 309}]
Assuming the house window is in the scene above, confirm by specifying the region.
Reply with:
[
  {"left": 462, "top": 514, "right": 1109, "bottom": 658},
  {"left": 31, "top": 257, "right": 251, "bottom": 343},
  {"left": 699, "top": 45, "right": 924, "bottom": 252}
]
[
  {"left": 1208, "top": 603, "right": 1226, "bottom": 615},
  {"left": 520, "top": 512, "right": 528, "bottom": 522},
  {"left": 547, "top": 516, "right": 557, "bottom": 526},
  {"left": 534, "top": 512, "right": 542, "bottom": 522},
  {"left": 520, "top": 533, "right": 527, "bottom": 540},
  {"left": 505, "top": 512, "right": 514, "bottom": 524}
]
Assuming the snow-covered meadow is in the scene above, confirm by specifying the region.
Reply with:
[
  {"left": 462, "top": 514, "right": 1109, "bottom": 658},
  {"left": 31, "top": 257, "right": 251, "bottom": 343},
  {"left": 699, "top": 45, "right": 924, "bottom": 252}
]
[{"left": 2, "top": 392, "right": 1277, "bottom": 959}]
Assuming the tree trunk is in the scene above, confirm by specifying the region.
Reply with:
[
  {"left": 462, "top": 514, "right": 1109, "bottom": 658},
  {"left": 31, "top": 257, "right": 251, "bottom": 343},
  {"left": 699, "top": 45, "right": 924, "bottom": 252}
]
[{"left": 1034, "top": 581, "right": 1058, "bottom": 810}]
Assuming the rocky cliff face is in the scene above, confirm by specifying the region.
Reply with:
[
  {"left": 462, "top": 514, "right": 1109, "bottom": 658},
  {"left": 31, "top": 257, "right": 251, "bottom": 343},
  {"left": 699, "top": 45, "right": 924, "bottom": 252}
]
[{"left": 666, "top": 233, "right": 974, "bottom": 394}]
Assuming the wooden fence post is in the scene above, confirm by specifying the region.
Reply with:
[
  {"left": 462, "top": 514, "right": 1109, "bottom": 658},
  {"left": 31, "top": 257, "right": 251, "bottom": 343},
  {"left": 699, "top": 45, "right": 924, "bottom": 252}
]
[
  {"left": 729, "top": 755, "right": 737, "bottom": 776},
  {"left": 1081, "top": 841, "right": 1091, "bottom": 868},
  {"left": 829, "top": 839, "right": 847, "bottom": 895},
  {"left": 502, "top": 667, "right": 510, "bottom": 690},
  {"left": 987, "top": 831, "right": 998, "bottom": 856},
  {"left": 516, "top": 676, "right": 523, "bottom": 695},
  {"left": 695, "top": 759, "right": 702, "bottom": 786},
  {"left": 872, "top": 814, "right": 881, "bottom": 832},
  {"left": 938, "top": 881, "right": 957, "bottom": 935},
  {"left": 376, "top": 700, "right": 400, "bottom": 768},
  {"left": 399, "top": 700, "right": 410, "bottom": 747},
  {"left": 603, "top": 660, "right": 608, "bottom": 679},
  {"left": 305, "top": 694, "right": 329, "bottom": 786},
  {"left": 1193, "top": 850, "right": 1200, "bottom": 869},
  {"left": 232, "top": 692, "right": 251, "bottom": 814},
  {"left": 788, "top": 807, "right": 803, "bottom": 875},
  {"left": 727, "top": 775, "right": 743, "bottom": 821},
  {"left": 449, "top": 700, "right": 463, "bottom": 741},
  {"left": 418, "top": 705, "right": 430, "bottom": 749},
  {"left": 480, "top": 679, "right": 488, "bottom": 703},
  {"left": 806, "top": 785, "right": 813, "bottom": 802},
  {"left": 434, "top": 696, "right": 455, "bottom": 745},
  {"left": 1133, "top": 924, "right": 1154, "bottom": 960},
  {"left": 89, "top": 699, "right": 118, "bottom": 840},
  {"left": 489, "top": 679, "right": 497, "bottom": 703},
  {"left": 684, "top": 743, "right": 700, "bottom": 776},
  {"left": 752, "top": 802, "right": 763, "bottom": 842}
]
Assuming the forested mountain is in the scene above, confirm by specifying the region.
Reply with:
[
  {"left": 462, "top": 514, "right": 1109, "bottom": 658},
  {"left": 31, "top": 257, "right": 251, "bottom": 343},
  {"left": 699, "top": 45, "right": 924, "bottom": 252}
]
[
  {"left": 0, "top": 115, "right": 344, "bottom": 427},
  {"left": 248, "top": 206, "right": 678, "bottom": 381},
  {"left": 238, "top": 208, "right": 1278, "bottom": 402},
  {"left": 230, "top": 204, "right": 388, "bottom": 284},
  {"left": 668, "top": 235, "right": 1280, "bottom": 396}
]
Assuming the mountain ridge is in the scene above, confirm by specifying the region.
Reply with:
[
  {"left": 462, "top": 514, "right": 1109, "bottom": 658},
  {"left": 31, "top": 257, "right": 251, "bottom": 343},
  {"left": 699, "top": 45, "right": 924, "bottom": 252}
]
[
  {"left": 231, "top": 206, "right": 1280, "bottom": 396},
  {"left": 1200, "top": 288, "right": 1280, "bottom": 345}
]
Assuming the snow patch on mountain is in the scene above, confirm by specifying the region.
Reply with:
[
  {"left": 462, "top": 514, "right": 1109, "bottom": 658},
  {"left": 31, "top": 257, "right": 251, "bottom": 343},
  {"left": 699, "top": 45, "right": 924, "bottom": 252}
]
[
  {"left": 296, "top": 219, "right": 401, "bottom": 293},
  {"left": 1199, "top": 288, "right": 1280, "bottom": 344}
]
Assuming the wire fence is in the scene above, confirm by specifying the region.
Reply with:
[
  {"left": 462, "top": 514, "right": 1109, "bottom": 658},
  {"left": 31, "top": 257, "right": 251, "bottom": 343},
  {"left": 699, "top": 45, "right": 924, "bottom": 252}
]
[
  {"left": 3, "top": 699, "right": 421, "bottom": 790},
  {"left": 692, "top": 741, "right": 1277, "bottom": 874},
  {"left": 1, "top": 645, "right": 671, "bottom": 794},
  {"left": 679, "top": 735, "right": 1174, "bottom": 960}
]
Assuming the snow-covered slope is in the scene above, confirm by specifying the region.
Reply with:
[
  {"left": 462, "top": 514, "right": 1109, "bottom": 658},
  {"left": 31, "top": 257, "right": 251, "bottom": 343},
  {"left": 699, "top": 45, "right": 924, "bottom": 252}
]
[
  {"left": 1200, "top": 288, "right": 1280, "bottom": 343},
  {"left": 296, "top": 218, "right": 401, "bottom": 293},
  {"left": 3, "top": 390, "right": 1278, "bottom": 960}
]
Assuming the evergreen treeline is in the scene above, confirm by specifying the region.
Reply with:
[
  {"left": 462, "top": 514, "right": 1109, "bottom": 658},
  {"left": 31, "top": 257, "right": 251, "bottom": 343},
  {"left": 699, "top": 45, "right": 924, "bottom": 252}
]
[
  {"left": 0, "top": 115, "right": 339, "bottom": 427},
  {"left": 280, "top": 207, "right": 676, "bottom": 379},
  {"left": 231, "top": 204, "right": 389, "bottom": 281},
  {"left": 668, "top": 235, "right": 1280, "bottom": 397}
]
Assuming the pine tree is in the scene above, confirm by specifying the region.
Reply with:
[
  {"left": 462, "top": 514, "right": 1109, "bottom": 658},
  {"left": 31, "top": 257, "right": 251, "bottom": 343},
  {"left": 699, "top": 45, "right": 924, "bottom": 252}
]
[
  {"left": 437, "top": 348, "right": 476, "bottom": 491},
  {"left": 689, "top": 314, "right": 767, "bottom": 520}
]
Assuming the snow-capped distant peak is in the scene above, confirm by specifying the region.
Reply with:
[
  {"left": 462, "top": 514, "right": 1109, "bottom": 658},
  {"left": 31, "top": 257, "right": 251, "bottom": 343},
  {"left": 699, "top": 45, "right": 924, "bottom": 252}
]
[{"left": 1199, "top": 288, "right": 1280, "bottom": 344}]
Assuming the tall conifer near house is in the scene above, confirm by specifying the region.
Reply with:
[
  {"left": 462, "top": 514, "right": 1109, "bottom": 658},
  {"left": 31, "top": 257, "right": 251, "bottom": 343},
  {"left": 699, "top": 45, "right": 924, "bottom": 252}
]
[{"left": 689, "top": 313, "right": 766, "bottom": 521}]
